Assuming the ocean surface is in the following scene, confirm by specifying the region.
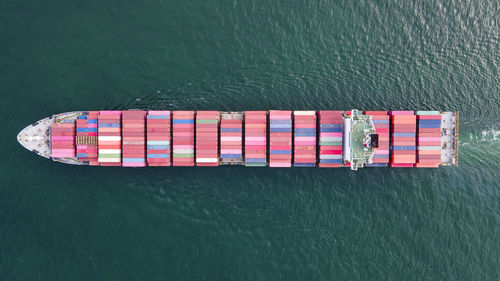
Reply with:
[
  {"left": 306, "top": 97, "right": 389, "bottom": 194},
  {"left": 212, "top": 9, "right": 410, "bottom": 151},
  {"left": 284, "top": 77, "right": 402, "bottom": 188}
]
[{"left": 0, "top": 0, "right": 499, "bottom": 280}]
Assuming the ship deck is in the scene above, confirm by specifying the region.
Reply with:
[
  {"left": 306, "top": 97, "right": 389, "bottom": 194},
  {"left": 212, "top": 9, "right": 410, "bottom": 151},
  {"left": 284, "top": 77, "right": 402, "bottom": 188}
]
[
  {"left": 348, "top": 112, "right": 376, "bottom": 170},
  {"left": 440, "top": 112, "right": 459, "bottom": 166}
]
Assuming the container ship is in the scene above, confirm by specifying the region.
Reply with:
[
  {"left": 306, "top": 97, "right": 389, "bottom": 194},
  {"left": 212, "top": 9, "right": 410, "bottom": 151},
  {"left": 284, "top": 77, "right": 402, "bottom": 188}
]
[{"left": 17, "top": 110, "right": 458, "bottom": 170}]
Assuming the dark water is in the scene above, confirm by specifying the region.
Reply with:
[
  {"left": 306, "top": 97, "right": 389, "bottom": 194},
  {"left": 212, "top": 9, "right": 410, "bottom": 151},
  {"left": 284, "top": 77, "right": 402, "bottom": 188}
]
[{"left": 1, "top": 0, "right": 499, "bottom": 280}]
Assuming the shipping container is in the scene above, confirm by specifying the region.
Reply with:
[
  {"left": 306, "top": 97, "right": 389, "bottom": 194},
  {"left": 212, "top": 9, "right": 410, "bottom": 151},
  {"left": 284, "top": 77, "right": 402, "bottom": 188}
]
[
  {"left": 122, "top": 111, "right": 146, "bottom": 167},
  {"left": 75, "top": 113, "right": 98, "bottom": 165},
  {"left": 98, "top": 111, "right": 121, "bottom": 166},
  {"left": 196, "top": 111, "right": 219, "bottom": 166},
  {"left": 293, "top": 111, "right": 316, "bottom": 167},
  {"left": 318, "top": 111, "right": 343, "bottom": 167},
  {"left": 415, "top": 112, "right": 442, "bottom": 167},
  {"left": 269, "top": 111, "right": 292, "bottom": 167},
  {"left": 367, "top": 112, "right": 389, "bottom": 166},
  {"left": 244, "top": 111, "right": 267, "bottom": 166},
  {"left": 363, "top": 111, "right": 387, "bottom": 116},
  {"left": 389, "top": 111, "right": 414, "bottom": 116},
  {"left": 51, "top": 122, "right": 76, "bottom": 158},
  {"left": 220, "top": 112, "right": 243, "bottom": 165},
  {"left": 172, "top": 111, "right": 195, "bottom": 166},
  {"left": 390, "top": 113, "right": 417, "bottom": 165}
]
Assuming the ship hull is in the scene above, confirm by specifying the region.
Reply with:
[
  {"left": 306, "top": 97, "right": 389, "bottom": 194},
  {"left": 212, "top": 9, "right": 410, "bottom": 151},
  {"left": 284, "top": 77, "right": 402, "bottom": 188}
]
[{"left": 17, "top": 110, "right": 459, "bottom": 169}]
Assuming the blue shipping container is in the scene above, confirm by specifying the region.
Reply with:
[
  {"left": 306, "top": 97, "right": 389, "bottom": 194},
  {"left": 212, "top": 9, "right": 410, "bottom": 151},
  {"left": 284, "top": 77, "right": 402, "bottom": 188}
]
[
  {"left": 294, "top": 128, "right": 316, "bottom": 133},
  {"left": 366, "top": 163, "right": 388, "bottom": 167},
  {"left": 270, "top": 119, "right": 291, "bottom": 124},
  {"left": 221, "top": 128, "right": 242, "bottom": 132},
  {"left": 221, "top": 154, "right": 242, "bottom": 158},
  {"left": 391, "top": 146, "right": 416, "bottom": 150},
  {"left": 123, "top": 158, "right": 145, "bottom": 162},
  {"left": 295, "top": 132, "right": 316, "bottom": 137},
  {"left": 320, "top": 159, "right": 342, "bottom": 164},
  {"left": 245, "top": 158, "right": 266, "bottom": 163},
  {"left": 172, "top": 119, "right": 193, "bottom": 124},
  {"left": 392, "top": 132, "right": 416, "bottom": 137},
  {"left": 147, "top": 154, "right": 170, "bottom": 158},
  {"left": 147, "top": 115, "right": 170, "bottom": 119},
  {"left": 147, "top": 145, "right": 169, "bottom": 150},
  {"left": 270, "top": 124, "right": 292, "bottom": 129},
  {"left": 320, "top": 128, "right": 342, "bottom": 133},
  {"left": 320, "top": 124, "right": 342, "bottom": 128},
  {"left": 270, "top": 150, "right": 291, "bottom": 155},
  {"left": 294, "top": 163, "right": 316, "bottom": 167},
  {"left": 270, "top": 128, "right": 291, "bottom": 133}
]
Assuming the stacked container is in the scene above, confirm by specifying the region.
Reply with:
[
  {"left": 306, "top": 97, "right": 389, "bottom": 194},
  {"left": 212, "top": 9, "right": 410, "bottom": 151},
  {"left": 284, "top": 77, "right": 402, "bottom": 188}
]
[
  {"left": 121, "top": 111, "right": 146, "bottom": 167},
  {"left": 172, "top": 111, "right": 195, "bottom": 166},
  {"left": 364, "top": 111, "right": 389, "bottom": 167},
  {"left": 51, "top": 122, "right": 76, "bottom": 158},
  {"left": 196, "top": 111, "right": 219, "bottom": 166},
  {"left": 269, "top": 110, "right": 292, "bottom": 167},
  {"left": 146, "top": 111, "right": 171, "bottom": 166},
  {"left": 75, "top": 112, "right": 98, "bottom": 165},
  {"left": 97, "top": 111, "right": 122, "bottom": 166},
  {"left": 293, "top": 111, "right": 316, "bottom": 167},
  {"left": 318, "top": 111, "right": 343, "bottom": 167},
  {"left": 244, "top": 111, "right": 267, "bottom": 167},
  {"left": 415, "top": 111, "right": 442, "bottom": 168},
  {"left": 389, "top": 111, "right": 416, "bottom": 167},
  {"left": 220, "top": 113, "right": 244, "bottom": 165}
]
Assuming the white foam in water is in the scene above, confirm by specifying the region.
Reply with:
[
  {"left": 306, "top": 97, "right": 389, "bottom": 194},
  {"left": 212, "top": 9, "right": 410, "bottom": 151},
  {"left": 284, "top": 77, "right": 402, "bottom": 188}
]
[
  {"left": 465, "top": 128, "right": 500, "bottom": 144},
  {"left": 479, "top": 129, "right": 499, "bottom": 142}
]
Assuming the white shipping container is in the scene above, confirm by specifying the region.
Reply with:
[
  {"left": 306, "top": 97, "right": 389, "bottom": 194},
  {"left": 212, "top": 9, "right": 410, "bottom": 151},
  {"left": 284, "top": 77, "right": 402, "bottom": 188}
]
[
  {"left": 98, "top": 149, "right": 121, "bottom": 154},
  {"left": 319, "top": 137, "right": 342, "bottom": 141},
  {"left": 196, "top": 158, "right": 219, "bottom": 163},
  {"left": 98, "top": 136, "right": 121, "bottom": 141},
  {"left": 319, "top": 154, "right": 342, "bottom": 160},
  {"left": 98, "top": 158, "right": 121, "bottom": 163},
  {"left": 293, "top": 111, "right": 316, "bottom": 115},
  {"left": 173, "top": 149, "right": 194, "bottom": 153}
]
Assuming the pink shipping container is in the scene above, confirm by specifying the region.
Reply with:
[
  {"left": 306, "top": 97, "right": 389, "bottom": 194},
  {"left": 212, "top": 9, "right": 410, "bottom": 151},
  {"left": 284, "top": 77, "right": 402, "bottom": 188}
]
[
  {"left": 390, "top": 113, "right": 416, "bottom": 165},
  {"left": 51, "top": 122, "right": 76, "bottom": 158},
  {"left": 269, "top": 111, "right": 292, "bottom": 167},
  {"left": 245, "top": 111, "right": 267, "bottom": 167},
  {"left": 98, "top": 111, "right": 121, "bottom": 166},
  {"left": 121, "top": 111, "right": 146, "bottom": 167},
  {"left": 293, "top": 111, "right": 316, "bottom": 167},
  {"left": 172, "top": 111, "right": 195, "bottom": 166},
  {"left": 196, "top": 111, "right": 219, "bottom": 166},
  {"left": 220, "top": 112, "right": 243, "bottom": 165},
  {"left": 318, "top": 111, "right": 343, "bottom": 168},
  {"left": 415, "top": 113, "right": 442, "bottom": 167}
]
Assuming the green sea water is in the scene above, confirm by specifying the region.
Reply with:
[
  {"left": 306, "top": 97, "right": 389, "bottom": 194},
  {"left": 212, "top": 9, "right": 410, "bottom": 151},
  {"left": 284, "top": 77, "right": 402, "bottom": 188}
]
[{"left": 1, "top": 0, "right": 499, "bottom": 280}]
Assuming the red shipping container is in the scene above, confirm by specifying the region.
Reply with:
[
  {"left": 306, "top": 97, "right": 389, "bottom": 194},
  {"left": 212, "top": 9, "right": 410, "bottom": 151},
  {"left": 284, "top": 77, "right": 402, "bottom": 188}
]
[{"left": 416, "top": 115, "right": 441, "bottom": 120}]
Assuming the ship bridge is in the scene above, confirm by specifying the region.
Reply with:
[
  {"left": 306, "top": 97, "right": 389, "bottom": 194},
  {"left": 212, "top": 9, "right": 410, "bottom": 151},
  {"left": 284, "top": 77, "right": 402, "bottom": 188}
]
[{"left": 345, "top": 110, "right": 377, "bottom": 170}]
